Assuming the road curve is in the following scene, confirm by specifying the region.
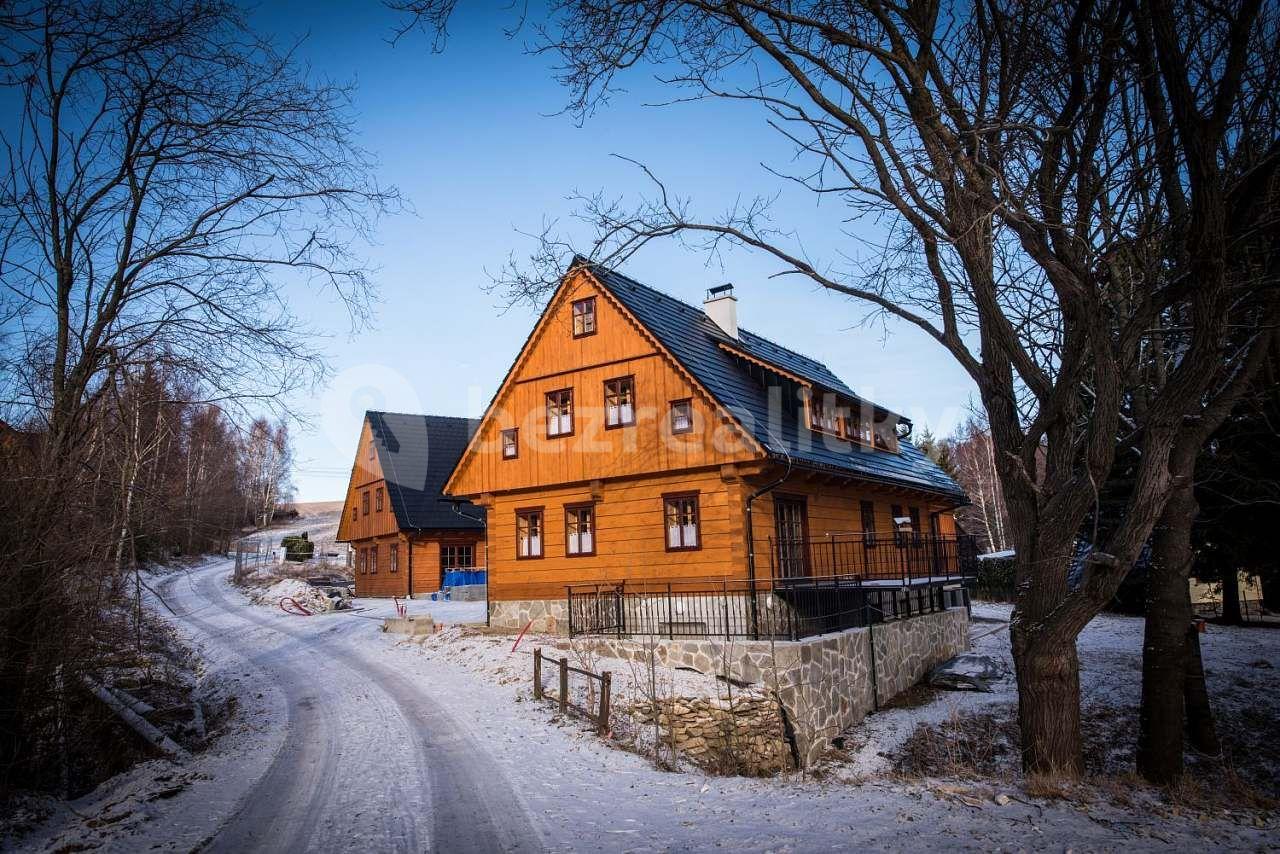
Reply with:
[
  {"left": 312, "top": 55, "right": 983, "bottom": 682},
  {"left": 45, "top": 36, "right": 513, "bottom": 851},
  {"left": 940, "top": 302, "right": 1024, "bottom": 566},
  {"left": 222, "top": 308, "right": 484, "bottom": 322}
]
[{"left": 156, "top": 561, "right": 540, "bottom": 853}]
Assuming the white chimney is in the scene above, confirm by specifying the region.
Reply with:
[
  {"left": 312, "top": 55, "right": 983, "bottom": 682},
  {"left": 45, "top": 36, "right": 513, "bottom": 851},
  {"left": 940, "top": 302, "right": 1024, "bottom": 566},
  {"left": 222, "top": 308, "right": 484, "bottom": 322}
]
[{"left": 704, "top": 284, "right": 738, "bottom": 339}]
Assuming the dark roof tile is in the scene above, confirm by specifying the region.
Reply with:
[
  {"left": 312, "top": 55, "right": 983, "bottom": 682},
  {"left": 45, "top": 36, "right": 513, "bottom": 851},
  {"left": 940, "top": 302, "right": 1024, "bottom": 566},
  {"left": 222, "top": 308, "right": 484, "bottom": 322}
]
[{"left": 367, "top": 412, "right": 486, "bottom": 530}]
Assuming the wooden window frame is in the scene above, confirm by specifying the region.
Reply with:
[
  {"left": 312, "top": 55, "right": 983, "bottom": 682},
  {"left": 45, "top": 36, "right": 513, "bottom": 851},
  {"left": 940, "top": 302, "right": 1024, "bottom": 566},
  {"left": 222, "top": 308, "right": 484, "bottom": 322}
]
[
  {"left": 891, "top": 504, "right": 908, "bottom": 547},
  {"left": 662, "top": 491, "right": 702, "bottom": 552},
  {"left": 860, "top": 500, "right": 878, "bottom": 548},
  {"left": 807, "top": 391, "right": 845, "bottom": 439},
  {"left": 571, "top": 297, "right": 597, "bottom": 338},
  {"left": 669, "top": 398, "right": 694, "bottom": 435},
  {"left": 564, "top": 502, "right": 597, "bottom": 557},
  {"left": 389, "top": 542, "right": 399, "bottom": 573},
  {"left": 362, "top": 490, "right": 370, "bottom": 516},
  {"left": 501, "top": 427, "right": 519, "bottom": 459},
  {"left": 546, "top": 388, "right": 574, "bottom": 438},
  {"left": 375, "top": 487, "right": 384, "bottom": 512},
  {"left": 351, "top": 505, "right": 357, "bottom": 523},
  {"left": 441, "top": 544, "right": 475, "bottom": 570},
  {"left": 358, "top": 548, "right": 367, "bottom": 574},
  {"left": 515, "top": 506, "right": 545, "bottom": 560},
  {"left": 370, "top": 545, "right": 378, "bottom": 575},
  {"left": 603, "top": 375, "right": 636, "bottom": 429}
]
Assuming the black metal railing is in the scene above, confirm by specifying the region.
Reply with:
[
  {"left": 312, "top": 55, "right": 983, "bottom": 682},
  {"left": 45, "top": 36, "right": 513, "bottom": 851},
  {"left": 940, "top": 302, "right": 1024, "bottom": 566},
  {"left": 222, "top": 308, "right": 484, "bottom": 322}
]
[
  {"left": 769, "top": 533, "right": 978, "bottom": 583},
  {"left": 566, "top": 574, "right": 969, "bottom": 641}
]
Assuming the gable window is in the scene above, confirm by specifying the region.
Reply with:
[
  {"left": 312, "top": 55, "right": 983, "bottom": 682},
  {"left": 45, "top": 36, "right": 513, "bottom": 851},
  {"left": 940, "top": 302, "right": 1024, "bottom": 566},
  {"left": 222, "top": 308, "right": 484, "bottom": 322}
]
[
  {"left": 516, "top": 508, "right": 544, "bottom": 559},
  {"left": 565, "top": 503, "right": 595, "bottom": 556},
  {"left": 663, "top": 493, "right": 700, "bottom": 551},
  {"left": 809, "top": 392, "right": 843, "bottom": 436},
  {"left": 389, "top": 543, "right": 399, "bottom": 573},
  {"left": 441, "top": 544, "right": 474, "bottom": 569},
  {"left": 669, "top": 399, "right": 693, "bottom": 435},
  {"left": 604, "top": 377, "right": 636, "bottom": 428},
  {"left": 351, "top": 506, "right": 357, "bottom": 523},
  {"left": 546, "top": 388, "right": 574, "bottom": 438},
  {"left": 860, "top": 500, "right": 877, "bottom": 547},
  {"left": 370, "top": 545, "right": 379, "bottom": 574},
  {"left": 375, "top": 487, "right": 384, "bottom": 512},
  {"left": 362, "top": 491, "right": 370, "bottom": 516},
  {"left": 572, "top": 297, "right": 597, "bottom": 337},
  {"left": 501, "top": 428, "right": 519, "bottom": 459}
]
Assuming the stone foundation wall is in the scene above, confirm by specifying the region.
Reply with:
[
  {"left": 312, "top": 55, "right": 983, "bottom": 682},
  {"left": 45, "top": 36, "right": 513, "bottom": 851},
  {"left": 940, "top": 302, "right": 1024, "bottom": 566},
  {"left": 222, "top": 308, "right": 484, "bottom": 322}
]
[
  {"left": 489, "top": 598, "right": 569, "bottom": 633},
  {"left": 579, "top": 607, "right": 969, "bottom": 767},
  {"left": 629, "top": 693, "right": 793, "bottom": 776}
]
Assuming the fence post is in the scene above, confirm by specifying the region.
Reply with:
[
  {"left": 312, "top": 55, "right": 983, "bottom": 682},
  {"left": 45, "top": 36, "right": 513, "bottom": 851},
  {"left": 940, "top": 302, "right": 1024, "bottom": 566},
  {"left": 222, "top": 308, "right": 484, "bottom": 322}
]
[
  {"left": 666, "top": 583, "right": 674, "bottom": 640},
  {"left": 559, "top": 657, "right": 569, "bottom": 714},
  {"left": 533, "top": 648, "right": 543, "bottom": 700},
  {"left": 598, "top": 672, "right": 611, "bottom": 735}
]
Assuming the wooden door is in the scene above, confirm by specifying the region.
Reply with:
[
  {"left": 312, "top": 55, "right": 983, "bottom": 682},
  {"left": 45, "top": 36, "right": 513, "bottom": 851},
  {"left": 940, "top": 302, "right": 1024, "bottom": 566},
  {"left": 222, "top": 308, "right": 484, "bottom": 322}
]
[{"left": 774, "top": 497, "right": 810, "bottom": 578}]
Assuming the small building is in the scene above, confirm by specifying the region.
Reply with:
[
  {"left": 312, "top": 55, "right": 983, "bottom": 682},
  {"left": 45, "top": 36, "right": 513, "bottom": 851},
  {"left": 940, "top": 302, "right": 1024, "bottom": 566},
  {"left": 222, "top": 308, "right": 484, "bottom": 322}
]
[
  {"left": 443, "top": 258, "right": 971, "bottom": 632},
  {"left": 337, "top": 411, "right": 485, "bottom": 598}
]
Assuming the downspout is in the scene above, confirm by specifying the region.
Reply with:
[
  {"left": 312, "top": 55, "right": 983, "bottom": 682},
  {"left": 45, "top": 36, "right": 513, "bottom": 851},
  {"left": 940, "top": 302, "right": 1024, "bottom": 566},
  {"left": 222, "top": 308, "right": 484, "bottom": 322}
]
[
  {"left": 440, "top": 498, "right": 488, "bottom": 626},
  {"left": 744, "top": 456, "right": 792, "bottom": 639}
]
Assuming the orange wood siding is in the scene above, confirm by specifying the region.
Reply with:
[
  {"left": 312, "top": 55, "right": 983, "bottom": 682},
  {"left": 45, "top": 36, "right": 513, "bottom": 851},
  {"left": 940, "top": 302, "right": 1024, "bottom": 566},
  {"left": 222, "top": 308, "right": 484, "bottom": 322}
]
[
  {"left": 486, "top": 468, "right": 742, "bottom": 602},
  {"left": 447, "top": 270, "right": 759, "bottom": 498},
  {"left": 336, "top": 419, "right": 400, "bottom": 543},
  {"left": 353, "top": 531, "right": 485, "bottom": 598}
]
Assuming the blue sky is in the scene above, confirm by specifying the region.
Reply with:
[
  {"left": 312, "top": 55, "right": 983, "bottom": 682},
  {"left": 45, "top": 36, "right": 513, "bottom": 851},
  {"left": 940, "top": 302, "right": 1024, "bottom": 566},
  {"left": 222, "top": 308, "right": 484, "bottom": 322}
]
[{"left": 251, "top": 3, "right": 978, "bottom": 501}]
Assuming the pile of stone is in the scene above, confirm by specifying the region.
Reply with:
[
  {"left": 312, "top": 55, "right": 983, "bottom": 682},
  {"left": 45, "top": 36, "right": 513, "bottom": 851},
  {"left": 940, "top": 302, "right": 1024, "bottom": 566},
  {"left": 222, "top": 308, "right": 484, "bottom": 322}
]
[{"left": 630, "top": 693, "right": 794, "bottom": 776}]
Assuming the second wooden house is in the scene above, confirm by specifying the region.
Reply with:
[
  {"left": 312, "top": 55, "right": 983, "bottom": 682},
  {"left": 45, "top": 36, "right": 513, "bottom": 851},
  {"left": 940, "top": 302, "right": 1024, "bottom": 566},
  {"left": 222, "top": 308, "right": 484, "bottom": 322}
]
[{"left": 337, "top": 411, "right": 485, "bottom": 598}]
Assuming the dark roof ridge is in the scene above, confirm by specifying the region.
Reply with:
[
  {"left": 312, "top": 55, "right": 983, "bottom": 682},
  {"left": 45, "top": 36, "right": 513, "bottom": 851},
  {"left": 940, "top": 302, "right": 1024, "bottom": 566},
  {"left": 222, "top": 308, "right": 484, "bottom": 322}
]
[
  {"left": 579, "top": 260, "right": 841, "bottom": 381},
  {"left": 366, "top": 410, "right": 476, "bottom": 422}
]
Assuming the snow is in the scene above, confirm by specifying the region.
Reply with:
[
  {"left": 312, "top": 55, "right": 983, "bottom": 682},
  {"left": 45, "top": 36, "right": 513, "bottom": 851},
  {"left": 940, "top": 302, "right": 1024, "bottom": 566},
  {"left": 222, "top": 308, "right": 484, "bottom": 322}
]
[{"left": 11, "top": 563, "right": 1277, "bottom": 853}]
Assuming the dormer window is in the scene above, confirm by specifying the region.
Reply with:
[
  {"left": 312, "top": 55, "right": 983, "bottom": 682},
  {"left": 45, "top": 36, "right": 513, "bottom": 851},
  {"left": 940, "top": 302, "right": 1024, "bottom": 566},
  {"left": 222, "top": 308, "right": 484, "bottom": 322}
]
[
  {"left": 572, "top": 297, "right": 596, "bottom": 337},
  {"left": 808, "top": 392, "right": 843, "bottom": 436}
]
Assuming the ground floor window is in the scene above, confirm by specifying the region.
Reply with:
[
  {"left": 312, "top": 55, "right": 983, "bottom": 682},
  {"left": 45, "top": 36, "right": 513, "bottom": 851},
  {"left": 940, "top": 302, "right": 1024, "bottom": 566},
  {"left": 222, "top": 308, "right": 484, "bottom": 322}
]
[
  {"left": 663, "top": 493, "right": 700, "bottom": 551},
  {"left": 389, "top": 543, "right": 399, "bottom": 573},
  {"left": 565, "top": 503, "right": 595, "bottom": 556},
  {"left": 516, "top": 508, "right": 543, "bottom": 558},
  {"left": 441, "top": 544, "right": 474, "bottom": 570},
  {"left": 370, "top": 546, "right": 378, "bottom": 574}
]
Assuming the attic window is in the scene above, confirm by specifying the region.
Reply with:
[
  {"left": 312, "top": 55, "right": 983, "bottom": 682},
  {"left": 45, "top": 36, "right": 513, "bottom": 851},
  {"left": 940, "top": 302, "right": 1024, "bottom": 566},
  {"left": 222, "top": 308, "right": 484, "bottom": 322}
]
[
  {"left": 808, "top": 392, "right": 844, "bottom": 437},
  {"left": 572, "top": 297, "right": 596, "bottom": 338},
  {"left": 670, "top": 399, "right": 693, "bottom": 435},
  {"left": 501, "top": 428, "right": 518, "bottom": 459},
  {"left": 546, "top": 388, "right": 574, "bottom": 437},
  {"left": 604, "top": 376, "right": 635, "bottom": 428}
]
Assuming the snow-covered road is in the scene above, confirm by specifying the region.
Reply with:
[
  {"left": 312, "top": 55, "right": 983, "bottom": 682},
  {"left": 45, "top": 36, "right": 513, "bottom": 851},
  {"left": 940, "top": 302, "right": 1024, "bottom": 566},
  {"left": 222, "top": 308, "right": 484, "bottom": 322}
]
[
  {"left": 23, "top": 560, "right": 1270, "bottom": 852},
  {"left": 155, "top": 559, "right": 539, "bottom": 853}
]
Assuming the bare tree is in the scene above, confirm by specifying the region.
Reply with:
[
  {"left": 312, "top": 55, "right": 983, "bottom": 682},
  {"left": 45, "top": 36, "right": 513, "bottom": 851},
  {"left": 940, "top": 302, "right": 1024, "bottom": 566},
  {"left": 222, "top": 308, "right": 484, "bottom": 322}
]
[
  {"left": 948, "top": 418, "right": 1011, "bottom": 554},
  {"left": 0, "top": 0, "right": 393, "bottom": 788},
  {"left": 397, "top": 0, "right": 1278, "bottom": 775}
]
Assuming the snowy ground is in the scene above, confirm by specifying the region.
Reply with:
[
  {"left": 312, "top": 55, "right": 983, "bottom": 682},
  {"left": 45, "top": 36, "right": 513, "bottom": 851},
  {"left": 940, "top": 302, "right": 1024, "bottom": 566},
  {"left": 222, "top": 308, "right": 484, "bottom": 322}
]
[{"left": 8, "top": 563, "right": 1277, "bottom": 852}]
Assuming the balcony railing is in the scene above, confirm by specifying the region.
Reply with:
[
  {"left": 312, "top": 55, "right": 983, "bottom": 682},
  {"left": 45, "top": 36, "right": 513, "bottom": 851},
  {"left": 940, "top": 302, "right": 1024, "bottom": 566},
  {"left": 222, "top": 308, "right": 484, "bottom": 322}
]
[
  {"left": 768, "top": 533, "right": 978, "bottom": 584},
  {"left": 566, "top": 572, "right": 970, "bottom": 641}
]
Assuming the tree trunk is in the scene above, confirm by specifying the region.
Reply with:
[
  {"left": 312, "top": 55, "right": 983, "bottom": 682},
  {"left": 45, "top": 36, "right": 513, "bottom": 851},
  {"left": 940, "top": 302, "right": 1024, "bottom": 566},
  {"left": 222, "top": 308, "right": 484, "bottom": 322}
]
[
  {"left": 1137, "top": 479, "right": 1197, "bottom": 783},
  {"left": 1012, "top": 638, "right": 1083, "bottom": 775},
  {"left": 1183, "top": 620, "right": 1220, "bottom": 756},
  {"left": 1221, "top": 567, "right": 1243, "bottom": 624}
]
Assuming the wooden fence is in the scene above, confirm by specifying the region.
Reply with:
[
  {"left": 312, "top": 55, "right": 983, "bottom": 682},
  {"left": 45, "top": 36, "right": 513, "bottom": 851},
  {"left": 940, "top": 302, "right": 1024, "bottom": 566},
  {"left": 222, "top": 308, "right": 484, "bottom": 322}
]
[{"left": 533, "top": 647, "right": 611, "bottom": 735}]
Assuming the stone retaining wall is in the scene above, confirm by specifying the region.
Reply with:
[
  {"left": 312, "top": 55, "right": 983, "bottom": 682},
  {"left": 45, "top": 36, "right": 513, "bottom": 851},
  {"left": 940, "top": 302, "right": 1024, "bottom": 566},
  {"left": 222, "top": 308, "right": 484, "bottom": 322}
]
[
  {"left": 629, "top": 693, "right": 793, "bottom": 776},
  {"left": 489, "top": 598, "right": 569, "bottom": 633},
  {"left": 580, "top": 608, "right": 969, "bottom": 767}
]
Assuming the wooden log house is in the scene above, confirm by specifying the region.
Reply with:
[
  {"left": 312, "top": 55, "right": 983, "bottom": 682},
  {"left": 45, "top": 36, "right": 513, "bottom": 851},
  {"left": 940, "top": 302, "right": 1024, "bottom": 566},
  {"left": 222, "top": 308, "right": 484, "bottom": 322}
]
[
  {"left": 337, "top": 412, "right": 485, "bottom": 598},
  {"left": 443, "top": 258, "right": 970, "bottom": 628}
]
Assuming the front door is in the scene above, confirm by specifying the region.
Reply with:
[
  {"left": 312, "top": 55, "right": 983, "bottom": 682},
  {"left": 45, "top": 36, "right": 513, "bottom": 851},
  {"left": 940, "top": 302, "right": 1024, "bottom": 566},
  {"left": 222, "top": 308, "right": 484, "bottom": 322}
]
[{"left": 774, "top": 497, "right": 809, "bottom": 578}]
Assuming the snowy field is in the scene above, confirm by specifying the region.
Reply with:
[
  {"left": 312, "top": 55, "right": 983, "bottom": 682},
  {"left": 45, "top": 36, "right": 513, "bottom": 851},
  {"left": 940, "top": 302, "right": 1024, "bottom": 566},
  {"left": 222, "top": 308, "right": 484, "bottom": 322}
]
[{"left": 7, "top": 560, "right": 1277, "bottom": 852}]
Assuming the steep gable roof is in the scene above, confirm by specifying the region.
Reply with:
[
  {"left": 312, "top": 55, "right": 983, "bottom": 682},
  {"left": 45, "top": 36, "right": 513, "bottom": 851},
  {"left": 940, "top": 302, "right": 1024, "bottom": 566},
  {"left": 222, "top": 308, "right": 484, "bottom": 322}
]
[
  {"left": 581, "top": 259, "right": 965, "bottom": 501},
  {"left": 367, "top": 411, "right": 485, "bottom": 530}
]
